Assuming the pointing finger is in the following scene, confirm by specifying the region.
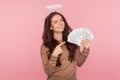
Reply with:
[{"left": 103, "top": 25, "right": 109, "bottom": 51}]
[{"left": 58, "top": 41, "right": 66, "bottom": 46}]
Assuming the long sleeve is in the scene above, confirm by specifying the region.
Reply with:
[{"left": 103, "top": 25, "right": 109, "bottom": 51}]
[
  {"left": 40, "top": 44, "right": 58, "bottom": 76},
  {"left": 75, "top": 47, "right": 90, "bottom": 67}
]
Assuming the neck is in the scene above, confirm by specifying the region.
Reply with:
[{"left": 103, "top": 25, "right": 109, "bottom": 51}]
[{"left": 53, "top": 32, "right": 63, "bottom": 43}]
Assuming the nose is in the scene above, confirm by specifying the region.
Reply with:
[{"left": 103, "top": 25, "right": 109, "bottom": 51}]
[{"left": 58, "top": 21, "right": 63, "bottom": 25}]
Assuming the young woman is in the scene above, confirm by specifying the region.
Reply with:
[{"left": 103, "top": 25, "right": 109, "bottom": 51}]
[{"left": 41, "top": 11, "right": 90, "bottom": 80}]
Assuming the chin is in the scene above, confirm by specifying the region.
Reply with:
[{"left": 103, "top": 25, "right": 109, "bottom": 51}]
[
  {"left": 59, "top": 29, "right": 64, "bottom": 32},
  {"left": 55, "top": 30, "right": 64, "bottom": 33}
]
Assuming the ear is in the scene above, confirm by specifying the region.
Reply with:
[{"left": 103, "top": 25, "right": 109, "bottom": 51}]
[{"left": 50, "top": 27, "right": 53, "bottom": 30}]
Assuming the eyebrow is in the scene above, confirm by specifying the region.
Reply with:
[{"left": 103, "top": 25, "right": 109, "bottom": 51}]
[
  {"left": 51, "top": 18, "right": 63, "bottom": 22},
  {"left": 51, "top": 20, "right": 58, "bottom": 22}
]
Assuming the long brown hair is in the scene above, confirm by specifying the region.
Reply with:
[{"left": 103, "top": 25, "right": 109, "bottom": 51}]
[{"left": 42, "top": 11, "right": 78, "bottom": 66}]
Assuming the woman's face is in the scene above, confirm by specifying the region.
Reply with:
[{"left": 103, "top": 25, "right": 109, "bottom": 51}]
[{"left": 50, "top": 14, "right": 65, "bottom": 33}]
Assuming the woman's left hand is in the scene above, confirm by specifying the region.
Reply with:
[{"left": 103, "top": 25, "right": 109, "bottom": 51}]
[{"left": 81, "top": 39, "right": 90, "bottom": 49}]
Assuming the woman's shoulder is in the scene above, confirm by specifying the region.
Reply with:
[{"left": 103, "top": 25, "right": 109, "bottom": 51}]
[{"left": 40, "top": 43, "right": 49, "bottom": 51}]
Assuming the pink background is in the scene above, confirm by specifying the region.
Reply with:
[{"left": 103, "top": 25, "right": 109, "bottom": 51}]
[{"left": 0, "top": 0, "right": 120, "bottom": 80}]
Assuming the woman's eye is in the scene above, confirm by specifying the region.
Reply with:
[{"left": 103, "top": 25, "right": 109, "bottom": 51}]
[{"left": 54, "top": 22, "right": 57, "bottom": 23}]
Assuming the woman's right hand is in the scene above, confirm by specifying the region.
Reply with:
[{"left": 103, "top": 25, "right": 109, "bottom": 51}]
[{"left": 52, "top": 41, "right": 66, "bottom": 57}]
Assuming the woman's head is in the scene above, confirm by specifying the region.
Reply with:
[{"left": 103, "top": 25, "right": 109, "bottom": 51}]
[
  {"left": 42, "top": 11, "right": 72, "bottom": 43},
  {"left": 50, "top": 13, "right": 65, "bottom": 33}
]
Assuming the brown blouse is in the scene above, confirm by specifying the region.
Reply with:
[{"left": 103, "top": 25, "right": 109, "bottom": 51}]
[{"left": 40, "top": 44, "right": 89, "bottom": 80}]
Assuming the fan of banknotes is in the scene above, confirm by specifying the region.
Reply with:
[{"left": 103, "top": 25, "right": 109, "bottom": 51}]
[{"left": 67, "top": 27, "right": 94, "bottom": 46}]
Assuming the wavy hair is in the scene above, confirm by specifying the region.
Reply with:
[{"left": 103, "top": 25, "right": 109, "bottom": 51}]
[{"left": 42, "top": 11, "right": 78, "bottom": 66}]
